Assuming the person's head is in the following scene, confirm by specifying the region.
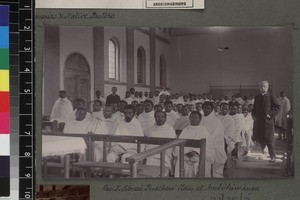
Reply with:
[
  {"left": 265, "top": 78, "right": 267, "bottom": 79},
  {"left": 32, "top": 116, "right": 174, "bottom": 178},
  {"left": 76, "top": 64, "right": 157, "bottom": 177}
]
[
  {"left": 188, "top": 104, "right": 195, "bottom": 112},
  {"left": 154, "top": 110, "right": 167, "bottom": 126},
  {"left": 243, "top": 96, "right": 248, "bottom": 101},
  {"left": 259, "top": 81, "right": 269, "bottom": 94},
  {"left": 248, "top": 104, "right": 253, "bottom": 112},
  {"left": 136, "top": 104, "right": 144, "bottom": 116},
  {"left": 195, "top": 102, "right": 203, "bottom": 112},
  {"left": 202, "top": 94, "right": 207, "bottom": 100},
  {"left": 165, "top": 95, "right": 171, "bottom": 101},
  {"left": 74, "top": 98, "right": 85, "bottom": 109},
  {"left": 124, "top": 105, "right": 135, "bottom": 122},
  {"left": 280, "top": 91, "right": 286, "bottom": 98},
  {"left": 149, "top": 92, "right": 153, "bottom": 98},
  {"left": 130, "top": 88, "right": 135, "bottom": 95},
  {"left": 144, "top": 91, "right": 149, "bottom": 97},
  {"left": 176, "top": 103, "right": 183, "bottom": 114},
  {"left": 59, "top": 90, "right": 66, "bottom": 99},
  {"left": 231, "top": 95, "right": 236, "bottom": 101},
  {"left": 95, "top": 90, "right": 101, "bottom": 98},
  {"left": 202, "top": 101, "right": 214, "bottom": 116},
  {"left": 236, "top": 103, "right": 243, "bottom": 114},
  {"left": 229, "top": 103, "right": 238, "bottom": 115},
  {"left": 139, "top": 91, "right": 143, "bottom": 98},
  {"left": 131, "top": 100, "right": 138, "bottom": 106},
  {"left": 93, "top": 100, "right": 102, "bottom": 112},
  {"left": 170, "top": 94, "right": 175, "bottom": 100},
  {"left": 154, "top": 104, "right": 163, "bottom": 112},
  {"left": 117, "top": 100, "right": 128, "bottom": 113},
  {"left": 75, "top": 107, "right": 87, "bottom": 121},
  {"left": 181, "top": 105, "right": 190, "bottom": 116},
  {"left": 175, "top": 93, "right": 180, "bottom": 99},
  {"left": 103, "top": 105, "right": 114, "bottom": 119},
  {"left": 125, "top": 91, "right": 131, "bottom": 98},
  {"left": 218, "top": 95, "right": 223, "bottom": 101},
  {"left": 164, "top": 101, "right": 173, "bottom": 113},
  {"left": 159, "top": 94, "right": 166, "bottom": 103},
  {"left": 189, "top": 111, "right": 202, "bottom": 126},
  {"left": 134, "top": 91, "right": 139, "bottom": 98},
  {"left": 220, "top": 103, "right": 229, "bottom": 116},
  {"left": 214, "top": 104, "right": 221, "bottom": 114},
  {"left": 224, "top": 96, "right": 229, "bottom": 100},
  {"left": 155, "top": 90, "right": 160, "bottom": 97},
  {"left": 183, "top": 95, "right": 188, "bottom": 101},
  {"left": 162, "top": 86, "right": 167, "bottom": 91},
  {"left": 249, "top": 95, "right": 254, "bottom": 100},
  {"left": 111, "top": 87, "right": 117, "bottom": 94},
  {"left": 143, "top": 100, "right": 154, "bottom": 113},
  {"left": 111, "top": 103, "right": 118, "bottom": 113},
  {"left": 242, "top": 105, "right": 249, "bottom": 117},
  {"left": 189, "top": 95, "right": 194, "bottom": 101},
  {"left": 208, "top": 94, "right": 213, "bottom": 100}
]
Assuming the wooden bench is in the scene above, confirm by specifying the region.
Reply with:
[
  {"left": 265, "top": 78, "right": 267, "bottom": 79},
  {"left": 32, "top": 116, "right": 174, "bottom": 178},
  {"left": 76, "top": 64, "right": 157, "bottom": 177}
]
[{"left": 42, "top": 132, "right": 206, "bottom": 178}]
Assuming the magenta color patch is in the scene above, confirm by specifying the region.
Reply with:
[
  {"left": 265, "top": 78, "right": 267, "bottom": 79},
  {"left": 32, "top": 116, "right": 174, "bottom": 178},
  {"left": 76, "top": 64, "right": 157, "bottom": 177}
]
[{"left": 0, "top": 112, "right": 9, "bottom": 133}]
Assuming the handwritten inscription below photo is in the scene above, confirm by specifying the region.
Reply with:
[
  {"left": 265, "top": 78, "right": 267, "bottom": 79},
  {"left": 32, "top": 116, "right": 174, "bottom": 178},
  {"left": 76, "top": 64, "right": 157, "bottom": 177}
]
[{"left": 41, "top": 26, "right": 293, "bottom": 180}]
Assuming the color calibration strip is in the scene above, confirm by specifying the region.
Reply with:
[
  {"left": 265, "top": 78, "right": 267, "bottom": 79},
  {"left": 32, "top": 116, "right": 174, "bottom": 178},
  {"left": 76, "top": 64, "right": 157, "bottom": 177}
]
[{"left": 0, "top": 4, "right": 10, "bottom": 198}]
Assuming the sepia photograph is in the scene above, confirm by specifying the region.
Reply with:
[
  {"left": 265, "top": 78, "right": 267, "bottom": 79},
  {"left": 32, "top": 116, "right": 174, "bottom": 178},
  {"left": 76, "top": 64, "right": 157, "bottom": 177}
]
[{"left": 41, "top": 26, "right": 293, "bottom": 179}]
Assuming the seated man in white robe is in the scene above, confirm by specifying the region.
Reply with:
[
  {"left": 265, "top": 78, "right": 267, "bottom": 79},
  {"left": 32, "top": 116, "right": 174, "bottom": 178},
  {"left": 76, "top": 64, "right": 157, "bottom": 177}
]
[
  {"left": 175, "top": 111, "right": 214, "bottom": 177},
  {"left": 165, "top": 101, "right": 180, "bottom": 128},
  {"left": 63, "top": 107, "right": 92, "bottom": 134},
  {"left": 91, "top": 100, "right": 103, "bottom": 120},
  {"left": 146, "top": 110, "right": 177, "bottom": 175},
  {"left": 174, "top": 105, "right": 190, "bottom": 135},
  {"left": 138, "top": 100, "right": 155, "bottom": 136},
  {"left": 50, "top": 90, "right": 73, "bottom": 131},
  {"left": 68, "top": 98, "right": 90, "bottom": 122},
  {"left": 217, "top": 103, "right": 236, "bottom": 154},
  {"left": 201, "top": 101, "right": 227, "bottom": 178},
  {"left": 112, "top": 100, "right": 127, "bottom": 123},
  {"left": 107, "top": 105, "right": 144, "bottom": 163}
]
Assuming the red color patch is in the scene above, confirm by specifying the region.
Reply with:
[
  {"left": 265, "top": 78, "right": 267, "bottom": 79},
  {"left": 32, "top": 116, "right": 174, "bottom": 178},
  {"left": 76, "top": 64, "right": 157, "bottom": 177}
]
[{"left": 0, "top": 92, "right": 9, "bottom": 113}]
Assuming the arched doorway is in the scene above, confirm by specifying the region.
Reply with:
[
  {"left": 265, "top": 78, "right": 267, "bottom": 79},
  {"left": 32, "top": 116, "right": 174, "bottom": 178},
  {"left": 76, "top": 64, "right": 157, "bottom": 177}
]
[{"left": 64, "top": 53, "right": 91, "bottom": 106}]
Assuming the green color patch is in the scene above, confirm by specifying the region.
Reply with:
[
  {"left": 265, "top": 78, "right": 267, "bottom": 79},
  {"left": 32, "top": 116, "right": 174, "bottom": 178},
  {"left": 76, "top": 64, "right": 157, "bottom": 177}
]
[{"left": 0, "top": 49, "right": 9, "bottom": 70}]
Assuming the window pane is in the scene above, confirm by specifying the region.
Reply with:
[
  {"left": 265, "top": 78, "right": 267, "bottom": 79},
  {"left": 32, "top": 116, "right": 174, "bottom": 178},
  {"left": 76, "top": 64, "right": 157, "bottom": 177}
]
[
  {"left": 137, "top": 48, "right": 142, "bottom": 83},
  {"left": 109, "top": 40, "right": 117, "bottom": 79}
]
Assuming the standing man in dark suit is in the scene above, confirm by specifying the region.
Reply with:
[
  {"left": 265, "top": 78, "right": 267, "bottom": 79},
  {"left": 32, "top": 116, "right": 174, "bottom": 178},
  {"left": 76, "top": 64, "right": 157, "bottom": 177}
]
[
  {"left": 106, "top": 86, "right": 121, "bottom": 105},
  {"left": 252, "top": 81, "right": 281, "bottom": 162}
]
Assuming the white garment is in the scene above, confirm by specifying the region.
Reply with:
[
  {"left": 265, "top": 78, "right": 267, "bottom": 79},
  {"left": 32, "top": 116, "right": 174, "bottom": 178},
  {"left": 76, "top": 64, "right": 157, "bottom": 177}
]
[
  {"left": 173, "top": 98, "right": 185, "bottom": 105},
  {"left": 138, "top": 111, "right": 155, "bottom": 136},
  {"left": 113, "top": 111, "right": 125, "bottom": 124},
  {"left": 153, "top": 97, "right": 160, "bottom": 105},
  {"left": 123, "top": 97, "right": 133, "bottom": 104},
  {"left": 145, "top": 124, "right": 176, "bottom": 168},
  {"left": 174, "top": 115, "right": 190, "bottom": 131},
  {"left": 242, "top": 114, "right": 254, "bottom": 147},
  {"left": 50, "top": 97, "right": 73, "bottom": 123},
  {"left": 110, "top": 118, "right": 144, "bottom": 153},
  {"left": 159, "top": 90, "right": 170, "bottom": 96},
  {"left": 91, "top": 111, "right": 104, "bottom": 120},
  {"left": 200, "top": 112, "right": 227, "bottom": 165},
  {"left": 95, "top": 96, "right": 106, "bottom": 105},
  {"left": 176, "top": 125, "right": 214, "bottom": 177},
  {"left": 217, "top": 114, "right": 236, "bottom": 153},
  {"left": 166, "top": 110, "right": 180, "bottom": 128},
  {"left": 246, "top": 99, "right": 254, "bottom": 105},
  {"left": 63, "top": 117, "right": 92, "bottom": 134},
  {"left": 275, "top": 96, "right": 291, "bottom": 129},
  {"left": 230, "top": 114, "right": 246, "bottom": 142}
]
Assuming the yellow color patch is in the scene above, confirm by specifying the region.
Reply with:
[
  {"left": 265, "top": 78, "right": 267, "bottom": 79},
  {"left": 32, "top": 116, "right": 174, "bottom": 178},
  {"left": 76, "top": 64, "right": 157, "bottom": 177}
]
[{"left": 0, "top": 70, "right": 9, "bottom": 91}]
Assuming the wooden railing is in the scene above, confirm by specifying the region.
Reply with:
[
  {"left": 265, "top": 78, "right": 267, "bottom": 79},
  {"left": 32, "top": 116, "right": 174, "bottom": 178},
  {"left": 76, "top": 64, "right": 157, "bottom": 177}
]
[{"left": 42, "top": 131, "right": 206, "bottom": 178}]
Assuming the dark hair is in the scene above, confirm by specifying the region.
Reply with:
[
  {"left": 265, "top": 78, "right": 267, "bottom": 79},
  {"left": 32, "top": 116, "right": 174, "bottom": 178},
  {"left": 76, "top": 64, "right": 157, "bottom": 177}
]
[
  {"left": 76, "top": 107, "right": 86, "bottom": 114},
  {"left": 124, "top": 104, "right": 135, "bottom": 112},
  {"left": 220, "top": 103, "right": 229, "bottom": 108},
  {"left": 143, "top": 100, "right": 154, "bottom": 107},
  {"left": 59, "top": 90, "right": 66, "bottom": 94},
  {"left": 164, "top": 101, "right": 173, "bottom": 106},
  {"left": 93, "top": 100, "right": 102, "bottom": 106},
  {"left": 154, "top": 110, "right": 167, "bottom": 118},
  {"left": 75, "top": 98, "right": 85, "bottom": 104},
  {"left": 202, "top": 101, "right": 214, "bottom": 108},
  {"left": 189, "top": 111, "right": 202, "bottom": 120},
  {"left": 118, "top": 100, "right": 128, "bottom": 106}
]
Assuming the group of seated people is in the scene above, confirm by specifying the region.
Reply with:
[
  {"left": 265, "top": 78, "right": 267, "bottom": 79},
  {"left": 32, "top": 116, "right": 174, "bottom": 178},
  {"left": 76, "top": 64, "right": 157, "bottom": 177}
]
[{"left": 47, "top": 87, "right": 257, "bottom": 178}]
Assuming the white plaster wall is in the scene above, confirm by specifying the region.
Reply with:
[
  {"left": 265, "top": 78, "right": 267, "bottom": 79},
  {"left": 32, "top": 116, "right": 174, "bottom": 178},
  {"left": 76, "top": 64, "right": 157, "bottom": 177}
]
[
  {"left": 155, "top": 39, "right": 171, "bottom": 88},
  {"left": 133, "top": 30, "right": 150, "bottom": 85},
  {"left": 103, "top": 27, "right": 127, "bottom": 83},
  {"left": 169, "top": 27, "right": 293, "bottom": 97},
  {"left": 59, "top": 26, "right": 95, "bottom": 101}
]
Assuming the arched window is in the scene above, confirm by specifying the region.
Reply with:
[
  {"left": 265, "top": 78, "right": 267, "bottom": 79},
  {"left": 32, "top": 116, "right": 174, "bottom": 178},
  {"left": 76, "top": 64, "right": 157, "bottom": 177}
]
[
  {"left": 159, "top": 54, "right": 166, "bottom": 86},
  {"left": 108, "top": 38, "right": 119, "bottom": 80},
  {"left": 137, "top": 46, "right": 146, "bottom": 84}
]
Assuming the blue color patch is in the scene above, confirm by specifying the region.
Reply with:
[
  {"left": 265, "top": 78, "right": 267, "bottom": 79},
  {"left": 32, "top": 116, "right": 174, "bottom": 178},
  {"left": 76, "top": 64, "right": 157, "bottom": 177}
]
[{"left": 0, "top": 27, "right": 9, "bottom": 48}]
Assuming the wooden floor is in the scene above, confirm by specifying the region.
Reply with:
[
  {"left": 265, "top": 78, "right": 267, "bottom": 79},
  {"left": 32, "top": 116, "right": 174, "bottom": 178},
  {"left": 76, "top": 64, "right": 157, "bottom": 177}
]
[{"left": 229, "top": 140, "right": 289, "bottom": 178}]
